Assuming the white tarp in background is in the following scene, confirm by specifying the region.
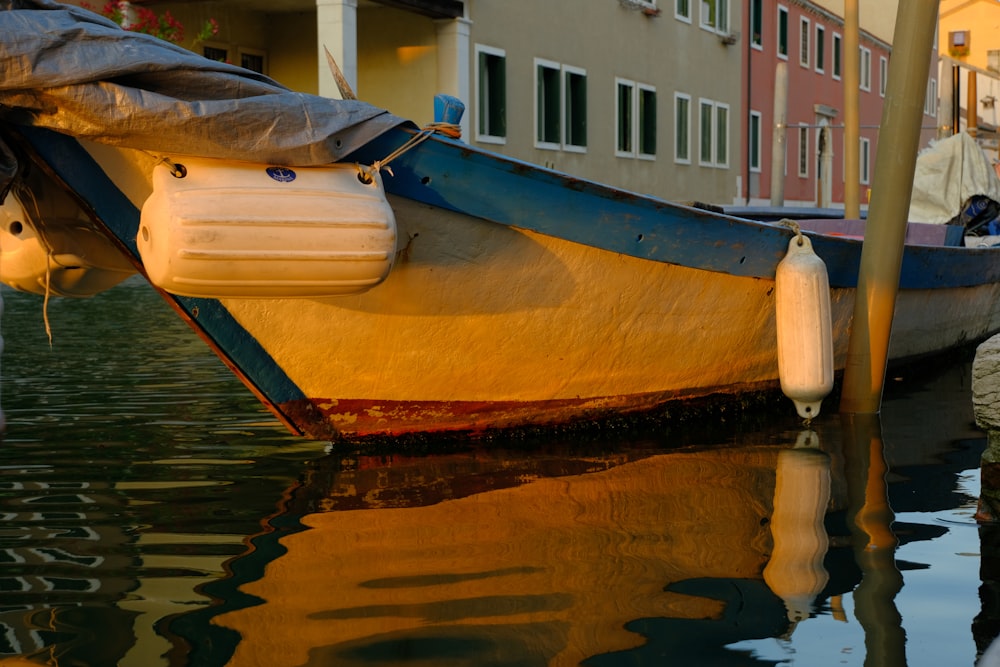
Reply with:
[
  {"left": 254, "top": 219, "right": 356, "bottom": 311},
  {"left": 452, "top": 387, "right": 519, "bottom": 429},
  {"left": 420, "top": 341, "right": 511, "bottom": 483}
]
[{"left": 908, "top": 131, "right": 1000, "bottom": 224}]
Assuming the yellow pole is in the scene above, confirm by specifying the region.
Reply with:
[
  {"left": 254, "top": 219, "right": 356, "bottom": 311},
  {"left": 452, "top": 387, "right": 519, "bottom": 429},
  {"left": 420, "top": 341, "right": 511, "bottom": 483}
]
[
  {"left": 843, "top": 0, "right": 860, "bottom": 219},
  {"left": 968, "top": 70, "right": 978, "bottom": 137},
  {"left": 839, "top": 0, "right": 939, "bottom": 414}
]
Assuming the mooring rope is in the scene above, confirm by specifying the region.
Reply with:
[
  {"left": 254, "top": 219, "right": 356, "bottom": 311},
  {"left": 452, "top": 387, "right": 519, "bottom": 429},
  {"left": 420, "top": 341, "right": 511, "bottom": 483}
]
[{"left": 357, "top": 121, "right": 462, "bottom": 184}]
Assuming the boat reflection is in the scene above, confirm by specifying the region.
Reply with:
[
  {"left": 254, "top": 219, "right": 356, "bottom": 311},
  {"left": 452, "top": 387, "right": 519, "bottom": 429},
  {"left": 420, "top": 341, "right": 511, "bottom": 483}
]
[
  {"left": 203, "top": 415, "right": 915, "bottom": 667},
  {"left": 0, "top": 358, "right": 986, "bottom": 666}
]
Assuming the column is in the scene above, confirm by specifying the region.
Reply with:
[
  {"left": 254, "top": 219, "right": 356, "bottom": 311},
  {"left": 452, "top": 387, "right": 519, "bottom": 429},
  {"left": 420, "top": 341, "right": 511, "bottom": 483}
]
[
  {"left": 435, "top": 17, "right": 472, "bottom": 138},
  {"left": 316, "top": 0, "right": 357, "bottom": 99}
]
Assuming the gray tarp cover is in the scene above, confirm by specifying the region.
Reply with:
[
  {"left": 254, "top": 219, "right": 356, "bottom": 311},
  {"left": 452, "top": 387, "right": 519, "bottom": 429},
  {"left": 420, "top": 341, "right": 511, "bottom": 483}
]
[{"left": 0, "top": 0, "right": 409, "bottom": 191}]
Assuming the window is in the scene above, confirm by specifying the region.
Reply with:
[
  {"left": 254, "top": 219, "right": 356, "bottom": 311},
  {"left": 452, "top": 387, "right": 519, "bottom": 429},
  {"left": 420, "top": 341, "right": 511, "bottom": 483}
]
[
  {"left": 203, "top": 45, "right": 227, "bottom": 62},
  {"left": 750, "top": 0, "right": 762, "bottom": 47},
  {"left": 799, "top": 18, "right": 810, "bottom": 68},
  {"left": 777, "top": 6, "right": 789, "bottom": 59},
  {"left": 617, "top": 79, "right": 634, "bottom": 155},
  {"left": 860, "top": 137, "right": 871, "bottom": 184},
  {"left": 698, "top": 98, "right": 729, "bottom": 167},
  {"left": 535, "top": 58, "right": 587, "bottom": 151},
  {"left": 674, "top": 93, "right": 691, "bottom": 163},
  {"left": 990, "top": 49, "right": 1000, "bottom": 74},
  {"left": 564, "top": 67, "right": 587, "bottom": 150},
  {"left": 676, "top": 0, "right": 691, "bottom": 22},
  {"left": 715, "top": 102, "right": 729, "bottom": 166},
  {"left": 616, "top": 79, "right": 656, "bottom": 158},
  {"left": 879, "top": 55, "right": 888, "bottom": 97},
  {"left": 860, "top": 46, "right": 872, "bottom": 91},
  {"left": 536, "top": 59, "right": 561, "bottom": 148},
  {"left": 476, "top": 45, "right": 506, "bottom": 143},
  {"left": 815, "top": 25, "right": 825, "bottom": 73},
  {"left": 749, "top": 110, "right": 762, "bottom": 171},
  {"left": 639, "top": 85, "right": 657, "bottom": 157},
  {"left": 797, "top": 125, "right": 809, "bottom": 177},
  {"left": 925, "top": 78, "right": 938, "bottom": 116},
  {"left": 700, "top": 0, "right": 729, "bottom": 34},
  {"left": 239, "top": 49, "right": 266, "bottom": 74},
  {"left": 832, "top": 33, "right": 842, "bottom": 79}
]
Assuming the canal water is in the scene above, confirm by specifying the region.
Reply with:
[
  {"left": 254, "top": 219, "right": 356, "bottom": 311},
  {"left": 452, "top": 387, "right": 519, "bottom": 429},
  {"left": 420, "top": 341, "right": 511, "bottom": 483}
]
[{"left": 0, "top": 277, "right": 993, "bottom": 666}]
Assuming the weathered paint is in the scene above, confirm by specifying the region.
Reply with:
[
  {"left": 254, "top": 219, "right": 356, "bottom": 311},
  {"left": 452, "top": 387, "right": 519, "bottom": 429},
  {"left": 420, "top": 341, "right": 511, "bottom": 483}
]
[{"left": 11, "top": 124, "right": 1000, "bottom": 442}]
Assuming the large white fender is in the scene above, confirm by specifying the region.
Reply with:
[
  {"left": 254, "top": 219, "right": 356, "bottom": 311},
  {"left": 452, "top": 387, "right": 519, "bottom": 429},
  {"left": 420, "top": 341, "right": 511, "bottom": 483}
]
[{"left": 775, "top": 234, "right": 834, "bottom": 420}]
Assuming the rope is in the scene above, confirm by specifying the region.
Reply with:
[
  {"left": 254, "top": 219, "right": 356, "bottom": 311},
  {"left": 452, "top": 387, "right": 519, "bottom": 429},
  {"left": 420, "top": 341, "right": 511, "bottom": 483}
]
[
  {"left": 777, "top": 218, "right": 804, "bottom": 245},
  {"left": 357, "top": 121, "right": 462, "bottom": 183},
  {"left": 16, "top": 183, "right": 54, "bottom": 346}
]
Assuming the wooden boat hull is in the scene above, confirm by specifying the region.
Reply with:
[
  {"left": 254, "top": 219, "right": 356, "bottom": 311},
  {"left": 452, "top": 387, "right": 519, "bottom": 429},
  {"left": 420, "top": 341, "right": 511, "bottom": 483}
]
[{"left": 10, "top": 124, "right": 1000, "bottom": 441}]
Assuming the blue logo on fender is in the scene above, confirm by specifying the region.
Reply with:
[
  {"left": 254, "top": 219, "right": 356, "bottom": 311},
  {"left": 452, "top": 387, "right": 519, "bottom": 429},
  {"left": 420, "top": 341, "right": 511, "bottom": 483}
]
[{"left": 266, "top": 166, "right": 296, "bottom": 183}]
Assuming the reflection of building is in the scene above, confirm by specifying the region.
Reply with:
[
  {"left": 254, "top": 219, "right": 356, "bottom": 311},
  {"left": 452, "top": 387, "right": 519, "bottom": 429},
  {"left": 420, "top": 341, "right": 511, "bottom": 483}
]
[
  {"left": 0, "top": 477, "right": 136, "bottom": 661},
  {"left": 0, "top": 473, "right": 245, "bottom": 666}
]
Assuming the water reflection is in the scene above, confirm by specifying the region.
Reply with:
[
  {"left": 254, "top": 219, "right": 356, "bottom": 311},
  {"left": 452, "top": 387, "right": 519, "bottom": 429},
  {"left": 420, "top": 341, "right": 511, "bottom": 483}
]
[{"left": 0, "top": 279, "right": 992, "bottom": 666}]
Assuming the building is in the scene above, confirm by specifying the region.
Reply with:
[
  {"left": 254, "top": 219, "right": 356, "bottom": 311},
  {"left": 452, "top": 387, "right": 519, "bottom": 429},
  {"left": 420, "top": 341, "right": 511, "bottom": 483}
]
[
  {"left": 79, "top": 0, "right": 744, "bottom": 204},
  {"left": 76, "top": 0, "right": 941, "bottom": 208},
  {"left": 742, "top": 1, "right": 938, "bottom": 209},
  {"left": 939, "top": 0, "right": 1000, "bottom": 157}
]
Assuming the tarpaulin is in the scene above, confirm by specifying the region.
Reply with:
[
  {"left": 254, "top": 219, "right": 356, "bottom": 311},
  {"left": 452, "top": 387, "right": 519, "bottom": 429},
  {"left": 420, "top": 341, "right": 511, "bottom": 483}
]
[{"left": 0, "top": 0, "right": 409, "bottom": 174}]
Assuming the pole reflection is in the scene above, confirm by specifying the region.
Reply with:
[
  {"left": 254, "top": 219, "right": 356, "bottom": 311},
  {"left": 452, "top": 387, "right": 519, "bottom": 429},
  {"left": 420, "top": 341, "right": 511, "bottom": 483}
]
[{"left": 841, "top": 412, "right": 906, "bottom": 667}]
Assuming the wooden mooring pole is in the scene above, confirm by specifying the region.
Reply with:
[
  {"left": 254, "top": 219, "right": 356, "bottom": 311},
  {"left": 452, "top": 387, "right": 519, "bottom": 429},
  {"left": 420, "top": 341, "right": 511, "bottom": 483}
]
[{"left": 839, "top": 0, "right": 938, "bottom": 415}]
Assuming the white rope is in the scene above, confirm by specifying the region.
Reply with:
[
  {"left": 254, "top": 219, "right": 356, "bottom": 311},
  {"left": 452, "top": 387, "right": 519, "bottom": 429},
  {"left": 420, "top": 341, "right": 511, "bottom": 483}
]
[{"left": 357, "top": 122, "right": 462, "bottom": 183}]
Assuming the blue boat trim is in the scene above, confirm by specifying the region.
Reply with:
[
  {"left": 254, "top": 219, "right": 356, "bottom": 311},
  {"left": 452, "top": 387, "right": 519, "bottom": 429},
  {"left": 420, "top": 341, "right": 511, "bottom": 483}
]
[
  {"left": 348, "top": 128, "right": 998, "bottom": 290},
  {"left": 11, "top": 126, "right": 308, "bottom": 421}
]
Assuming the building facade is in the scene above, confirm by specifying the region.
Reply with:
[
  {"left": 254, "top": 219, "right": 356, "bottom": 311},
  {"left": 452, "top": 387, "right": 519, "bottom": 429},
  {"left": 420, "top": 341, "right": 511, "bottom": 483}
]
[
  {"left": 87, "top": 0, "right": 941, "bottom": 208},
  {"left": 742, "top": 0, "right": 938, "bottom": 209}
]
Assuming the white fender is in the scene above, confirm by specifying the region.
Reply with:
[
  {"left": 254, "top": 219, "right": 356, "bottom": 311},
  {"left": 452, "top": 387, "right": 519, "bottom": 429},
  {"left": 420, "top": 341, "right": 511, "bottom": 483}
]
[{"left": 775, "top": 235, "right": 834, "bottom": 420}]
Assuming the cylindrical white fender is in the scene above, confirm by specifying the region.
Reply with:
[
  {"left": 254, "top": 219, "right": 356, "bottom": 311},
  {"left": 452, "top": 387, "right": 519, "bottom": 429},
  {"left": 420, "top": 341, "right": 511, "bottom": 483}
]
[{"left": 775, "top": 235, "right": 834, "bottom": 420}]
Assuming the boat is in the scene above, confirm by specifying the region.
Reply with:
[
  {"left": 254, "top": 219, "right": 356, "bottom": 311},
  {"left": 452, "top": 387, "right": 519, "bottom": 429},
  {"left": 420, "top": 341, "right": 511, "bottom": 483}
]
[{"left": 3, "top": 0, "right": 1000, "bottom": 443}]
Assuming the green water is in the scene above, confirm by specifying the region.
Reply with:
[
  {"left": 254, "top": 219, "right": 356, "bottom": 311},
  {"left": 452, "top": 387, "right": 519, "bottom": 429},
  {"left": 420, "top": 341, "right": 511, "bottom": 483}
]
[{"left": 0, "top": 278, "right": 992, "bottom": 666}]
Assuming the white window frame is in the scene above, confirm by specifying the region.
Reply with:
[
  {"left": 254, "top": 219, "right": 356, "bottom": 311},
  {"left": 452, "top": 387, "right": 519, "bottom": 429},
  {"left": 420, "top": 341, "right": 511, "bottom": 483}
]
[
  {"left": 879, "top": 55, "right": 888, "bottom": 97},
  {"left": 698, "top": 97, "right": 729, "bottom": 168},
  {"left": 714, "top": 101, "right": 729, "bottom": 167},
  {"left": 832, "top": 32, "right": 842, "bottom": 80},
  {"left": 534, "top": 58, "right": 588, "bottom": 153},
  {"left": 699, "top": 0, "right": 729, "bottom": 35},
  {"left": 616, "top": 78, "right": 657, "bottom": 160},
  {"left": 674, "top": 92, "right": 692, "bottom": 164},
  {"left": 475, "top": 44, "right": 506, "bottom": 145},
  {"left": 815, "top": 24, "right": 825, "bottom": 74},
  {"left": 860, "top": 136, "right": 871, "bottom": 185},
  {"left": 616, "top": 78, "right": 636, "bottom": 157},
  {"left": 750, "top": 0, "right": 763, "bottom": 49},
  {"left": 534, "top": 57, "right": 562, "bottom": 151},
  {"left": 777, "top": 5, "right": 789, "bottom": 60},
  {"left": 799, "top": 17, "right": 811, "bottom": 68},
  {"left": 860, "top": 46, "right": 872, "bottom": 91},
  {"left": 637, "top": 83, "right": 657, "bottom": 160},
  {"left": 563, "top": 64, "right": 588, "bottom": 153},
  {"left": 675, "top": 0, "right": 691, "bottom": 23},
  {"left": 925, "top": 78, "right": 938, "bottom": 116},
  {"left": 749, "top": 110, "right": 762, "bottom": 172},
  {"left": 797, "top": 124, "right": 809, "bottom": 177}
]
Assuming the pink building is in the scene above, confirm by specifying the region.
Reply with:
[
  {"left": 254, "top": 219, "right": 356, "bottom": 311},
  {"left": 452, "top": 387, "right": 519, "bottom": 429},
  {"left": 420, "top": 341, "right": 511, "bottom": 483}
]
[{"left": 740, "top": 1, "right": 938, "bottom": 209}]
